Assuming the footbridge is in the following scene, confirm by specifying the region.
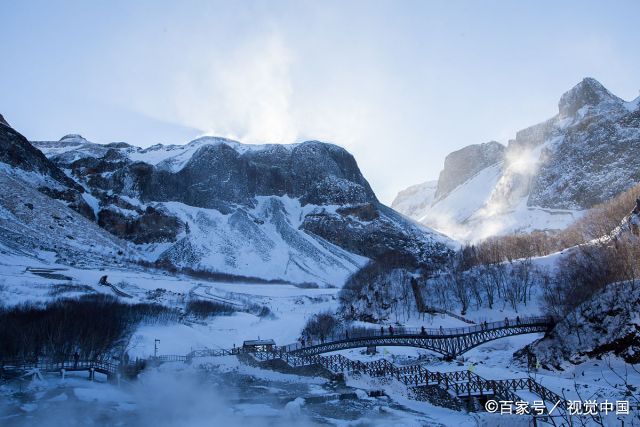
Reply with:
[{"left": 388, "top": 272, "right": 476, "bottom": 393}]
[
  {"left": 282, "top": 316, "right": 553, "bottom": 359},
  {"left": 248, "top": 350, "right": 568, "bottom": 416},
  {"left": 0, "top": 359, "right": 125, "bottom": 381}
]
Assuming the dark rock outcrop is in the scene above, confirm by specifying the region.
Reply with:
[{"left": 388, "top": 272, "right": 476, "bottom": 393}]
[
  {"left": 0, "top": 122, "right": 81, "bottom": 190},
  {"left": 98, "top": 206, "right": 182, "bottom": 244},
  {"left": 83, "top": 140, "right": 378, "bottom": 211},
  {"left": 302, "top": 205, "right": 450, "bottom": 265},
  {"left": 0, "top": 114, "right": 10, "bottom": 128}
]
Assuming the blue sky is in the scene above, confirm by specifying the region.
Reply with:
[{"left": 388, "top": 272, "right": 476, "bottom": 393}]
[{"left": 1, "top": 0, "right": 639, "bottom": 202}]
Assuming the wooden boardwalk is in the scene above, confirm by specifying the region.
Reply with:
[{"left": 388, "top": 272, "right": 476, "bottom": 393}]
[
  {"left": 0, "top": 359, "right": 124, "bottom": 381},
  {"left": 248, "top": 350, "right": 567, "bottom": 415}
]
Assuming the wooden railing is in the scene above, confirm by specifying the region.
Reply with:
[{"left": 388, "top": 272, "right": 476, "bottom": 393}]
[{"left": 245, "top": 350, "right": 566, "bottom": 414}]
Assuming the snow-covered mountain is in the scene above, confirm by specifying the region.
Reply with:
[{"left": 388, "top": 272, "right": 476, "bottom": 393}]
[
  {"left": 17, "top": 129, "right": 453, "bottom": 286},
  {"left": 393, "top": 78, "right": 640, "bottom": 242},
  {"left": 0, "top": 120, "right": 132, "bottom": 265}
]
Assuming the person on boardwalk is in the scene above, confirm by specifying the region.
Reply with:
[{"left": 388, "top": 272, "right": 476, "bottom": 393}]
[
  {"left": 73, "top": 351, "right": 80, "bottom": 369},
  {"left": 504, "top": 317, "right": 509, "bottom": 326},
  {"left": 439, "top": 325, "right": 444, "bottom": 335},
  {"left": 380, "top": 326, "right": 384, "bottom": 336},
  {"left": 516, "top": 315, "right": 521, "bottom": 325},
  {"left": 388, "top": 325, "right": 394, "bottom": 336},
  {"left": 420, "top": 326, "right": 426, "bottom": 336}
]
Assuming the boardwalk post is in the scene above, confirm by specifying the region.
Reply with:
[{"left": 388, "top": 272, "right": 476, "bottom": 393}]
[{"left": 89, "top": 368, "right": 95, "bottom": 381}]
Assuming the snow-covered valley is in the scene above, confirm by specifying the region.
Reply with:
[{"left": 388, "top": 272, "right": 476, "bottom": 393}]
[
  {"left": 2, "top": 245, "right": 639, "bottom": 426},
  {"left": 1, "top": 78, "right": 640, "bottom": 426}
]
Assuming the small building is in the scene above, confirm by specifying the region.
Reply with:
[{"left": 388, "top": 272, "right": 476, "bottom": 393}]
[{"left": 242, "top": 339, "right": 276, "bottom": 352}]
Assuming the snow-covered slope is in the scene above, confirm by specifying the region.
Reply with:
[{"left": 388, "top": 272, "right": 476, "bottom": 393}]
[
  {"left": 394, "top": 78, "right": 640, "bottom": 242},
  {"left": 155, "top": 198, "right": 367, "bottom": 285},
  {"left": 0, "top": 122, "right": 132, "bottom": 265},
  {"left": 0, "top": 167, "right": 132, "bottom": 265},
  {"left": 391, "top": 180, "right": 437, "bottom": 219},
  {"left": 27, "top": 131, "right": 453, "bottom": 286},
  {"left": 523, "top": 280, "right": 640, "bottom": 366}
]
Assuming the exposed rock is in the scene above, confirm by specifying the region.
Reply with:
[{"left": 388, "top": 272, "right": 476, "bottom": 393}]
[
  {"left": 558, "top": 77, "right": 624, "bottom": 119},
  {"left": 68, "top": 140, "right": 377, "bottom": 211},
  {"left": 434, "top": 141, "right": 505, "bottom": 200},
  {"left": 394, "top": 78, "right": 640, "bottom": 240},
  {"left": 37, "top": 187, "right": 95, "bottom": 221},
  {"left": 0, "top": 121, "right": 96, "bottom": 220},
  {"left": 0, "top": 124, "right": 81, "bottom": 190},
  {"left": 97, "top": 206, "right": 182, "bottom": 244},
  {"left": 528, "top": 94, "right": 640, "bottom": 209},
  {"left": 520, "top": 281, "right": 640, "bottom": 366},
  {"left": 30, "top": 133, "right": 452, "bottom": 284},
  {"left": 336, "top": 203, "right": 379, "bottom": 221},
  {"left": 0, "top": 113, "right": 10, "bottom": 128},
  {"left": 302, "top": 205, "right": 450, "bottom": 266}
]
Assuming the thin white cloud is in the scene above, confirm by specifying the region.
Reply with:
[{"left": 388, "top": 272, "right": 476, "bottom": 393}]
[{"left": 172, "top": 32, "right": 298, "bottom": 144}]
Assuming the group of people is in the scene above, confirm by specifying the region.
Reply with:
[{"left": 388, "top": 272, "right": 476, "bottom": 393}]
[
  {"left": 502, "top": 316, "right": 521, "bottom": 327},
  {"left": 379, "top": 325, "right": 396, "bottom": 336}
]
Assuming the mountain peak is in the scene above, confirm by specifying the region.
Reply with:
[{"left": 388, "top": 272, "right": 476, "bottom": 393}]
[
  {"left": 0, "top": 114, "right": 10, "bottom": 128},
  {"left": 59, "top": 134, "right": 87, "bottom": 142},
  {"left": 558, "top": 77, "right": 622, "bottom": 118}
]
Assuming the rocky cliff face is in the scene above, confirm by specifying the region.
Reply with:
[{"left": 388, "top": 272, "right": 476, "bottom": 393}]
[
  {"left": 0, "top": 120, "right": 94, "bottom": 220},
  {"left": 28, "top": 133, "right": 452, "bottom": 285},
  {"left": 0, "top": 121, "right": 80, "bottom": 190},
  {"left": 434, "top": 141, "right": 505, "bottom": 201},
  {"left": 528, "top": 80, "right": 640, "bottom": 209},
  {"left": 393, "top": 78, "right": 640, "bottom": 241},
  {"left": 0, "top": 122, "right": 130, "bottom": 264}
]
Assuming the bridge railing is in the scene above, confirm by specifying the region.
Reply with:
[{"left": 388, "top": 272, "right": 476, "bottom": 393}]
[
  {"left": 0, "top": 358, "right": 120, "bottom": 376},
  {"left": 280, "top": 315, "right": 553, "bottom": 352}
]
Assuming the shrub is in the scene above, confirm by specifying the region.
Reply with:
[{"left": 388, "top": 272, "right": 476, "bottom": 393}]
[
  {"left": 302, "top": 312, "right": 341, "bottom": 339},
  {"left": 185, "top": 299, "right": 236, "bottom": 318},
  {"left": 246, "top": 303, "right": 273, "bottom": 318},
  {"left": 0, "top": 294, "right": 178, "bottom": 361}
]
